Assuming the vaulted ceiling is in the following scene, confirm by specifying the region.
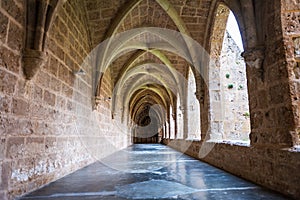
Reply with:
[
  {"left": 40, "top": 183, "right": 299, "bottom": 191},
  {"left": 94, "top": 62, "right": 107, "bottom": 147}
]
[{"left": 80, "top": 0, "right": 215, "bottom": 124}]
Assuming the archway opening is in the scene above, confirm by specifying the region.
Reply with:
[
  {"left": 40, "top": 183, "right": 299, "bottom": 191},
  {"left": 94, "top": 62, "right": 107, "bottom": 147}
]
[
  {"left": 187, "top": 68, "right": 201, "bottom": 140},
  {"left": 209, "top": 5, "right": 251, "bottom": 143}
]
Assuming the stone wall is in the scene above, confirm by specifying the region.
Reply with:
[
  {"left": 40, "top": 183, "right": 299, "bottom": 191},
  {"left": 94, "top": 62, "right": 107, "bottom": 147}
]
[
  {"left": 281, "top": 0, "right": 300, "bottom": 143},
  {"left": 0, "top": 1, "right": 131, "bottom": 199},
  {"left": 208, "top": 4, "right": 230, "bottom": 141},
  {"left": 220, "top": 31, "right": 250, "bottom": 141},
  {"left": 163, "top": 139, "right": 300, "bottom": 199}
]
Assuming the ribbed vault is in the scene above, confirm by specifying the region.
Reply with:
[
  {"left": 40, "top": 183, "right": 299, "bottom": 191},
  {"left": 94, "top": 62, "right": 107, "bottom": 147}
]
[{"left": 81, "top": 0, "right": 214, "bottom": 141}]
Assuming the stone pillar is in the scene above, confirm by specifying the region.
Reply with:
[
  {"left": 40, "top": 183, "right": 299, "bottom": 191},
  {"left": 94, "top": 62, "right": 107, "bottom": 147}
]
[
  {"left": 168, "top": 117, "right": 171, "bottom": 140},
  {"left": 242, "top": 47, "right": 295, "bottom": 147},
  {"left": 182, "top": 105, "right": 188, "bottom": 139},
  {"left": 172, "top": 112, "right": 176, "bottom": 139},
  {"left": 165, "top": 122, "right": 169, "bottom": 140},
  {"left": 195, "top": 89, "right": 207, "bottom": 141}
]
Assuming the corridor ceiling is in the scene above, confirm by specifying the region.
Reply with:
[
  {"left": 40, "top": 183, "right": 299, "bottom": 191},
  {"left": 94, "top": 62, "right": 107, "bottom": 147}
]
[{"left": 82, "top": 0, "right": 218, "bottom": 124}]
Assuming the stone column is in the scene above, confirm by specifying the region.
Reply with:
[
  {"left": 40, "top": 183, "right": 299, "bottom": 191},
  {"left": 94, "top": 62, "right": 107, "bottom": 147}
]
[
  {"left": 168, "top": 117, "right": 171, "bottom": 140},
  {"left": 195, "top": 89, "right": 207, "bottom": 141},
  {"left": 181, "top": 105, "right": 188, "bottom": 139},
  {"left": 242, "top": 47, "right": 295, "bottom": 147},
  {"left": 172, "top": 112, "right": 177, "bottom": 139}
]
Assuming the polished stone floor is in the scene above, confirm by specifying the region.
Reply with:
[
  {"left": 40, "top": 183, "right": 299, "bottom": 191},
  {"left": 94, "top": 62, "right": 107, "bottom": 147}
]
[{"left": 20, "top": 144, "right": 289, "bottom": 200}]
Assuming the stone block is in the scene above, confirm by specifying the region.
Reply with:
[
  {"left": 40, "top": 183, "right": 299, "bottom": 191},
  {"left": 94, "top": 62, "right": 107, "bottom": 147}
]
[
  {"left": 0, "top": 69, "right": 17, "bottom": 95},
  {"left": 36, "top": 71, "right": 51, "bottom": 89},
  {"left": 0, "top": 94, "right": 11, "bottom": 113},
  {"left": 265, "top": 108, "right": 278, "bottom": 128},
  {"left": 7, "top": 23, "right": 23, "bottom": 51},
  {"left": 186, "top": 0, "right": 201, "bottom": 7},
  {"left": 50, "top": 77, "right": 62, "bottom": 93},
  {"left": 0, "top": 161, "right": 10, "bottom": 190},
  {"left": 58, "top": 65, "right": 70, "bottom": 83},
  {"left": 0, "top": 46, "right": 20, "bottom": 74},
  {"left": 276, "top": 106, "right": 294, "bottom": 127},
  {"left": 86, "top": 1, "right": 100, "bottom": 10},
  {"left": 43, "top": 90, "right": 56, "bottom": 107},
  {"left": 88, "top": 10, "right": 102, "bottom": 21},
  {"left": 257, "top": 90, "right": 269, "bottom": 108},
  {"left": 2, "top": 0, "right": 24, "bottom": 24},
  {"left": 46, "top": 57, "right": 59, "bottom": 76},
  {"left": 0, "top": 138, "right": 6, "bottom": 160},
  {"left": 0, "top": 12, "right": 8, "bottom": 43},
  {"left": 251, "top": 111, "right": 263, "bottom": 129},
  {"left": 25, "top": 137, "right": 45, "bottom": 156},
  {"left": 56, "top": 96, "right": 66, "bottom": 110},
  {"left": 56, "top": 46, "right": 65, "bottom": 62},
  {"left": 33, "top": 86, "right": 43, "bottom": 103},
  {"left": 6, "top": 137, "right": 25, "bottom": 159},
  {"left": 269, "top": 84, "right": 290, "bottom": 105},
  {"left": 45, "top": 137, "right": 57, "bottom": 153},
  {"left": 182, "top": 7, "right": 196, "bottom": 16},
  {"left": 12, "top": 98, "right": 29, "bottom": 116}
]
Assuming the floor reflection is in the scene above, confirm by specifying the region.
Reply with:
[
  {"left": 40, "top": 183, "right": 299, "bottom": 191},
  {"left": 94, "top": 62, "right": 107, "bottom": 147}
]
[{"left": 21, "top": 144, "right": 289, "bottom": 200}]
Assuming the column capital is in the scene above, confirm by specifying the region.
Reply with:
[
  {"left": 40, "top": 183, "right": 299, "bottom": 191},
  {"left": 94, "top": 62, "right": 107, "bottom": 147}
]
[
  {"left": 241, "top": 46, "right": 265, "bottom": 69},
  {"left": 23, "top": 49, "right": 46, "bottom": 80}
]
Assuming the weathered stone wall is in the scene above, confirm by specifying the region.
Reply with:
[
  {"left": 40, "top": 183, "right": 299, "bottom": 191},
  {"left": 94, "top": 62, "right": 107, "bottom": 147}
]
[
  {"left": 0, "top": 1, "right": 131, "bottom": 199},
  {"left": 281, "top": 0, "right": 300, "bottom": 143},
  {"left": 208, "top": 4, "right": 230, "bottom": 141},
  {"left": 187, "top": 69, "right": 201, "bottom": 139},
  {"left": 220, "top": 31, "right": 250, "bottom": 141},
  {"left": 0, "top": 1, "right": 26, "bottom": 198}
]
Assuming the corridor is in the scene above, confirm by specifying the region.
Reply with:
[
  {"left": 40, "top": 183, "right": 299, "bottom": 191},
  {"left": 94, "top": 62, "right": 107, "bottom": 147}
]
[{"left": 20, "top": 144, "right": 288, "bottom": 200}]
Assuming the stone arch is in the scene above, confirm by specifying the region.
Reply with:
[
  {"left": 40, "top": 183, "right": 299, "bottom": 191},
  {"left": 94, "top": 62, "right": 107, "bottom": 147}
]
[
  {"left": 131, "top": 97, "right": 166, "bottom": 125},
  {"left": 112, "top": 54, "right": 180, "bottom": 113},
  {"left": 86, "top": 26, "right": 211, "bottom": 136},
  {"left": 91, "top": 0, "right": 204, "bottom": 105},
  {"left": 132, "top": 102, "right": 164, "bottom": 143},
  {"left": 119, "top": 64, "right": 175, "bottom": 125},
  {"left": 87, "top": 27, "right": 210, "bottom": 124},
  {"left": 208, "top": 3, "right": 251, "bottom": 142},
  {"left": 129, "top": 88, "right": 170, "bottom": 121},
  {"left": 117, "top": 63, "right": 178, "bottom": 106}
]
